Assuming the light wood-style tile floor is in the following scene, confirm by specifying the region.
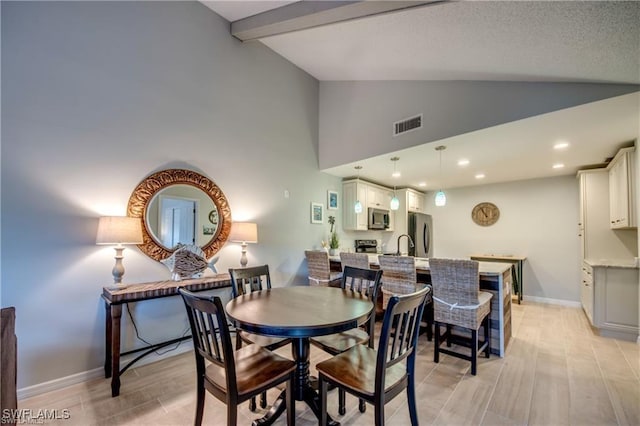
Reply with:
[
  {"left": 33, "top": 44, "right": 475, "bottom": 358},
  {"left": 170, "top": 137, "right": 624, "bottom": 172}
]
[{"left": 20, "top": 302, "right": 639, "bottom": 425}]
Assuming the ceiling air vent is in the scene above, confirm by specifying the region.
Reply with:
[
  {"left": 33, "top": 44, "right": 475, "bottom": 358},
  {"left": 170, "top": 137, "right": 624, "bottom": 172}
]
[{"left": 393, "top": 114, "right": 422, "bottom": 137}]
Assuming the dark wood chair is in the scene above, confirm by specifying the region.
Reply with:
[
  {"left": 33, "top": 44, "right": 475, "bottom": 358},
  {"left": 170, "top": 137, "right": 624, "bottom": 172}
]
[
  {"left": 229, "top": 265, "right": 292, "bottom": 411},
  {"left": 429, "top": 258, "right": 492, "bottom": 375},
  {"left": 317, "top": 285, "right": 430, "bottom": 426},
  {"left": 178, "top": 288, "right": 296, "bottom": 426},
  {"left": 310, "top": 266, "right": 383, "bottom": 415}
]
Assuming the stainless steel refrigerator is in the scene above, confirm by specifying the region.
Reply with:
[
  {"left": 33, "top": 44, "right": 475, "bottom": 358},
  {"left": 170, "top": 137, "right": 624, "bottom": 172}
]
[{"left": 408, "top": 212, "right": 433, "bottom": 258}]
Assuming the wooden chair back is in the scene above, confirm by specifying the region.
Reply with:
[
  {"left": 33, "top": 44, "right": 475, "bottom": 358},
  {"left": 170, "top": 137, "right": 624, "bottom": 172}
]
[
  {"left": 229, "top": 265, "right": 271, "bottom": 297},
  {"left": 375, "top": 285, "right": 430, "bottom": 397},
  {"left": 342, "top": 266, "right": 383, "bottom": 347},
  {"left": 340, "top": 252, "right": 370, "bottom": 270},
  {"left": 178, "top": 288, "right": 237, "bottom": 396}
]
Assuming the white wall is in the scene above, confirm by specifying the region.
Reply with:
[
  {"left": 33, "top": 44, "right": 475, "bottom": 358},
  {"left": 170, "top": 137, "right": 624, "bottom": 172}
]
[
  {"left": 423, "top": 175, "right": 581, "bottom": 302},
  {"left": 1, "top": 2, "right": 340, "bottom": 389}
]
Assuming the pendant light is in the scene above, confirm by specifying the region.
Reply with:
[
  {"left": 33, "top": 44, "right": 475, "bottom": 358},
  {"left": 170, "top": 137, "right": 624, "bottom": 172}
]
[
  {"left": 354, "top": 166, "right": 363, "bottom": 214},
  {"left": 390, "top": 157, "right": 400, "bottom": 211},
  {"left": 435, "top": 146, "right": 447, "bottom": 207}
]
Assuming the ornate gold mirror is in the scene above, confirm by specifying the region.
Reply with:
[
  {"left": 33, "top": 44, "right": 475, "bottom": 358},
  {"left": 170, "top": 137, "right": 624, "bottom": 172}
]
[{"left": 127, "top": 169, "right": 231, "bottom": 261}]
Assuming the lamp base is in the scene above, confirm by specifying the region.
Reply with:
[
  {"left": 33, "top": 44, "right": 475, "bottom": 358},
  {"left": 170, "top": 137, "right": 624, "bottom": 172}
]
[
  {"left": 240, "top": 243, "right": 248, "bottom": 267},
  {"left": 112, "top": 246, "right": 125, "bottom": 284}
]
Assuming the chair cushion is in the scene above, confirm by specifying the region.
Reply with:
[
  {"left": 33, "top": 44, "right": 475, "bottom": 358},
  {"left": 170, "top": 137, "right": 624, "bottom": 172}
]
[
  {"left": 205, "top": 344, "right": 295, "bottom": 397},
  {"left": 316, "top": 344, "right": 406, "bottom": 397},
  {"left": 239, "top": 330, "right": 290, "bottom": 351},
  {"left": 434, "top": 289, "right": 492, "bottom": 330},
  {"left": 311, "top": 328, "right": 370, "bottom": 355}
]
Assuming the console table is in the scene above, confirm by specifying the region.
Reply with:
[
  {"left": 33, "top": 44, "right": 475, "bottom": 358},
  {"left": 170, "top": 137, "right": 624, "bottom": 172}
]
[
  {"left": 101, "top": 274, "right": 231, "bottom": 397},
  {"left": 470, "top": 255, "right": 526, "bottom": 304}
]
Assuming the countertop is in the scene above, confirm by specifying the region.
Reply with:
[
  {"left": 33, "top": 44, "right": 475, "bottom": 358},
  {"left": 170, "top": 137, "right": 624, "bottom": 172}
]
[
  {"left": 584, "top": 259, "right": 639, "bottom": 269},
  {"left": 330, "top": 254, "right": 512, "bottom": 276}
]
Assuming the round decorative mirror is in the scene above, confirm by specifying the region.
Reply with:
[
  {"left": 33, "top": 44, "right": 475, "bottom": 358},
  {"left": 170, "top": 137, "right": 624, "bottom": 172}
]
[{"left": 127, "top": 169, "right": 231, "bottom": 261}]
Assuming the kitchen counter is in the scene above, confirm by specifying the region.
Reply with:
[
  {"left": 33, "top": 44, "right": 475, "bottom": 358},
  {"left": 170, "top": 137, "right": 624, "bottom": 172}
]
[
  {"left": 329, "top": 254, "right": 512, "bottom": 356},
  {"left": 584, "top": 259, "right": 639, "bottom": 269}
]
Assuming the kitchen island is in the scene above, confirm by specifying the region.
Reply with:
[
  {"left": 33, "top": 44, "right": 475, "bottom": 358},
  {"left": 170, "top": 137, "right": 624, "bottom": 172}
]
[{"left": 330, "top": 255, "right": 512, "bottom": 356}]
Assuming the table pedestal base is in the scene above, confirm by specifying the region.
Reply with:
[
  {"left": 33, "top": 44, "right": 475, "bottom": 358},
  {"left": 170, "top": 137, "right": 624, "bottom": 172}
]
[{"left": 251, "top": 337, "right": 339, "bottom": 426}]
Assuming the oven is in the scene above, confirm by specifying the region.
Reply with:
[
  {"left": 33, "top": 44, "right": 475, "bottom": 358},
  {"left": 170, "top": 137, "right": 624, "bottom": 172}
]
[{"left": 355, "top": 239, "right": 378, "bottom": 254}]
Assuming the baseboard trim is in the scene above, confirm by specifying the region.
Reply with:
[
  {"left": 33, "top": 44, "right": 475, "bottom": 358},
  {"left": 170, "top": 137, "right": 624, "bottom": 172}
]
[
  {"left": 522, "top": 295, "right": 582, "bottom": 308},
  {"left": 17, "top": 342, "right": 193, "bottom": 400}
]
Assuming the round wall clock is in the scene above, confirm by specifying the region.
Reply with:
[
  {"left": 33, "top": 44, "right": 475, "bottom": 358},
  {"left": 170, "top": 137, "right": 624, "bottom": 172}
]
[{"left": 471, "top": 202, "right": 500, "bottom": 226}]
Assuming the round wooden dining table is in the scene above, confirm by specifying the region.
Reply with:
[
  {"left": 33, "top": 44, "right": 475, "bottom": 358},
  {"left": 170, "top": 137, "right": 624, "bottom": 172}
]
[{"left": 226, "top": 286, "right": 374, "bottom": 426}]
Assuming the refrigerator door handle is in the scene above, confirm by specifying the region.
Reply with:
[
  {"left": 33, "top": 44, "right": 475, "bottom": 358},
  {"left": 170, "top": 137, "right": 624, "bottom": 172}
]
[{"left": 423, "top": 223, "right": 429, "bottom": 256}]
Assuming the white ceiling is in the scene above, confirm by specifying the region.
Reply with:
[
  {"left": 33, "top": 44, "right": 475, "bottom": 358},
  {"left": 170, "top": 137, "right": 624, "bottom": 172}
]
[{"left": 202, "top": 1, "right": 640, "bottom": 190}]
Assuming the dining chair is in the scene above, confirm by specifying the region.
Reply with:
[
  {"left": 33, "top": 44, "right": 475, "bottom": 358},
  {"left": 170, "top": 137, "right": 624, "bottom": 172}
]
[
  {"left": 378, "top": 255, "right": 433, "bottom": 340},
  {"left": 229, "top": 265, "right": 292, "bottom": 411},
  {"left": 178, "top": 288, "right": 296, "bottom": 426},
  {"left": 316, "top": 285, "right": 431, "bottom": 426},
  {"left": 310, "top": 266, "right": 383, "bottom": 415},
  {"left": 429, "top": 258, "right": 492, "bottom": 375},
  {"left": 305, "top": 250, "right": 342, "bottom": 287}
]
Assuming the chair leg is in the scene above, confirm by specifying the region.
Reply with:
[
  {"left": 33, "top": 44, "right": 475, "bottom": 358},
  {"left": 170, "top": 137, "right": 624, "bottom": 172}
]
[
  {"left": 227, "top": 402, "right": 237, "bottom": 426},
  {"left": 425, "top": 301, "right": 433, "bottom": 341},
  {"left": 407, "top": 370, "right": 418, "bottom": 426},
  {"left": 249, "top": 397, "right": 257, "bottom": 412},
  {"left": 433, "top": 321, "right": 440, "bottom": 363},
  {"left": 359, "top": 399, "right": 366, "bottom": 413},
  {"left": 319, "top": 376, "right": 328, "bottom": 426},
  {"left": 446, "top": 324, "right": 452, "bottom": 347},
  {"left": 485, "top": 316, "right": 491, "bottom": 358},
  {"left": 260, "top": 391, "right": 267, "bottom": 408},
  {"left": 374, "top": 397, "right": 385, "bottom": 426},
  {"left": 338, "top": 388, "right": 346, "bottom": 415},
  {"left": 286, "top": 374, "right": 295, "bottom": 426},
  {"left": 471, "top": 328, "right": 478, "bottom": 376},
  {"left": 195, "top": 376, "right": 205, "bottom": 426}
]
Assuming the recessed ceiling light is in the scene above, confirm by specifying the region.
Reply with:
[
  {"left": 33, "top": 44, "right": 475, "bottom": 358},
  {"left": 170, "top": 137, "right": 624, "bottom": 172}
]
[
  {"left": 554, "top": 142, "right": 570, "bottom": 150},
  {"left": 457, "top": 159, "right": 470, "bottom": 166},
  {"left": 475, "top": 173, "right": 485, "bottom": 179},
  {"left": 418, "top": 182, "right": 427, "bottom": 187},
  {"left": 553, "top": 163, "right": 565, "bottom": 169}
]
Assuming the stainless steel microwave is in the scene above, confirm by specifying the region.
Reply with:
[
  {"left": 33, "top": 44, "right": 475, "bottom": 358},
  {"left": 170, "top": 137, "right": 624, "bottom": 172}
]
[{"left": 368, "top": 208, "right": 390, "bottom": 230}]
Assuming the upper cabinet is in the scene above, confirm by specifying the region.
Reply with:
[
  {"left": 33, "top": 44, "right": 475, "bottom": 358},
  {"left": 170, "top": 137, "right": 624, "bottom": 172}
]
[
  {"left": 407, "top": 189, "right": 426, "bottom": 212},
  {"left": 342, "top": 180, "right": 368, "bottom": 231},
  {"left": 607, "top": 147, "right": 636, "bottom": 229},
  {"left": 342, "top": 179, "right": 395, "bottom": 231}
]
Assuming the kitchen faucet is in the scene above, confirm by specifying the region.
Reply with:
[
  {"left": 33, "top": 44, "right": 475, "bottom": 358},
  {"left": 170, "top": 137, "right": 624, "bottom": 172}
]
[{"left": 396, "top": 234, "right": 415, "bottom": 256}]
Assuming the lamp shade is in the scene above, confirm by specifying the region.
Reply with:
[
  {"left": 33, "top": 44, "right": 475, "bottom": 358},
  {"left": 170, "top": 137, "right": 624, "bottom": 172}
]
[
  {"left": 96, "top": 216, "right": 143, "bottom": 245},
  {"left": 229, "top": 222, "right": 258, "bottom": 243},
  {"left": 435, "top": 190, "right": 447, "bottom": 207}
]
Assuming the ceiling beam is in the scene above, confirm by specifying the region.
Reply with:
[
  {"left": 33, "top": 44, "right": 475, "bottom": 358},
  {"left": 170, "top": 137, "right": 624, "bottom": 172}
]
[{"left": 231, "top": 1, "right": 439, "bottom": 41}]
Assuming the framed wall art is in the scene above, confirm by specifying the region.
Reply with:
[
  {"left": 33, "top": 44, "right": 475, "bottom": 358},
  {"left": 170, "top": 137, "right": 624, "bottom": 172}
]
[
  {"left": 327, "top": 190, "right": 339, "bottom": 210},
  {"left": 311, "top": 202, "right": 323, "bottom": 224}
]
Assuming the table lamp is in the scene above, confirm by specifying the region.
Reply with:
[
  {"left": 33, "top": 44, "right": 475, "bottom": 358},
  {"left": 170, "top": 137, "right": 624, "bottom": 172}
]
[
  {"left": 96, "top": 216, "right": 143, "bottom": 285},
  {"left": 229, "top": 222, "right": 258, "bottom": 267}
]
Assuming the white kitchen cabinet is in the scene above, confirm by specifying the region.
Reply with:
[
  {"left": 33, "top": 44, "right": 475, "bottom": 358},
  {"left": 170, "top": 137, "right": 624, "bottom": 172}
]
[
  {"left": 607, "top": 147, "right": 636, "bottom": 229},
  {"left": 580, "top": 263, "right": 594, "bottom": 324},
  {"left": 342, "top": 180, "right": 368, "bottom": 231},
  {"left": 577, "top": 169, "right": 636, "bottom": 261},
  {"left": 407, "top": 189, "right": 425, "bottom": 212},
  {"left": 343, "top": 180, "right": 395, "bottom": 231},
  {"left": 588, "top": 263, "right": 639, "bottom": 341},
  {"left": 366, "top": 186, "right": 385, "bottom": 209}
]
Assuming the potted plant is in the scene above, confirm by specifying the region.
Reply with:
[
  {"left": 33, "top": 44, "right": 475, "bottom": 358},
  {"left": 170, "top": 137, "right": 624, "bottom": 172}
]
[{"left": 328, "top": 216, "right": 339, "bottom": 255}]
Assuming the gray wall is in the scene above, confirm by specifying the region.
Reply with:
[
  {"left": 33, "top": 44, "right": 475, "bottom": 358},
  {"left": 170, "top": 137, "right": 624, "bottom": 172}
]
[
  {"left": 1, "top": 1, "right": 340, "bottom": 388},
  {"left": 424, "top": 175, "right": 581, "bottom": 302},
  {"left": 319, "top": 81, "right": 640, "bottom": 169}
]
